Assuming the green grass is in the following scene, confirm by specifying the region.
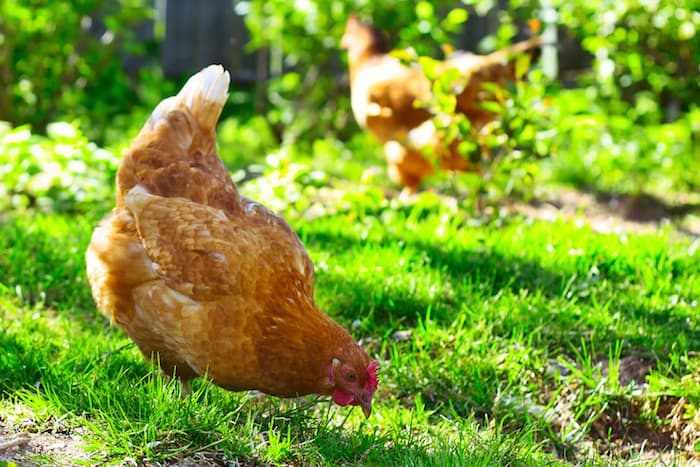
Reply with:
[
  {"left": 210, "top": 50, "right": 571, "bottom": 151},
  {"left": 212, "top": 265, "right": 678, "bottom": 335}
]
[
  {"left": 1, "top": 189, "right": 699, "bottom": 465},
  {"left": 1, "top": 88, "right": 699, "bottom": 464}
]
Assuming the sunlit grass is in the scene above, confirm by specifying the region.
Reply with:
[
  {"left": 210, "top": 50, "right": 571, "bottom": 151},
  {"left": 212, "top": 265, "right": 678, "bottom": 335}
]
[{"left": 1, "top": 197, "right": 698, "bottom": 465}]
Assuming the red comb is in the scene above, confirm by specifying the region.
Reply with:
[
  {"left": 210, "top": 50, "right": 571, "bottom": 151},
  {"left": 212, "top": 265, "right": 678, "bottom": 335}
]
[{"left": 366, "top": 360, "right": 379, "bottom": 393}]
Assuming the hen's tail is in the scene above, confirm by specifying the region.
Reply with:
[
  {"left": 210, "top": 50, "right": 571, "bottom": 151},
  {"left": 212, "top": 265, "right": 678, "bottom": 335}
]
[
  {"left": 147, "top": 64, "right": 230, "bottom": 134},
  {"left": 116, "top": 65, "right": 238, "bottom": 210},
  {"left": 444, "top": 38, "right": 541, "bottom": 119},
  {"left": 445, "top": 37, "right": 542, "bottom": 76},
  {"left": 488, "top": 37, "right": 542, "bottom": 67}
]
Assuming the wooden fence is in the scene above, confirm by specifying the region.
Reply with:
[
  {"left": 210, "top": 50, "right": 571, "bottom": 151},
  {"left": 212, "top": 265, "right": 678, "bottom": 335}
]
[{"left": 155, "top": 1, "right": 589, "bottom": 84}]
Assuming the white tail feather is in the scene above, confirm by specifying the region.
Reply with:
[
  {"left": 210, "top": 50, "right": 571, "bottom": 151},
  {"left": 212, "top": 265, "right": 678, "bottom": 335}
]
[
  {"left": 150, "top": 96, "right": 177, "bottom": 125},
  {"left": 177, "top": 64, "right": 230, "bottom": 110},
  {"left": 148, "top": 64, "right": 230, "bottom": 130}
]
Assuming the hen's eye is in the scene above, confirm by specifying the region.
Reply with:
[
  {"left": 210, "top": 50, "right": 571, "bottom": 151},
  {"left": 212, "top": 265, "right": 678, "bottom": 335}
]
[{"left": 345, "top": 371, "right": 357, "bottom": 381}]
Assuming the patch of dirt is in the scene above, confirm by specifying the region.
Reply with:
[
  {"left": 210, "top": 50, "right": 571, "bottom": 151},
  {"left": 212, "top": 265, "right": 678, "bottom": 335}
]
[
  {"left": 542, "top": 356, "right": 700, "bottom": 465},
  {"left": 598, "top": 355, "right": 657, "bottom": 387},
  {"left": 0, "top": 410, "right": 92, "bottom": 466},
  {"left": 511, "top": 188, "right": 700, "bottom": 236},
  {"left": 592, "top": 191, "right": 700, "bottom": 224},
  {"left": 142, "top": 450, "right": 260, "bottom": 467},
  {"left": 591, "top": 395, "right": 700, "bottom": 465},
  {"left": 0, "top": 427, "right": 90, "bottom": 466}
]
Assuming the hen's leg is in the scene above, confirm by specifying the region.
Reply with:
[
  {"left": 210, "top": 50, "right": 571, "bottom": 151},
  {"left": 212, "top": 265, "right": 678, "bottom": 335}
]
[
  {"left": 161, "top": 372, "right": 193, "bottom": 398},
  {"left": 384, "top": 141, "right": 433, "bottom": 198}
]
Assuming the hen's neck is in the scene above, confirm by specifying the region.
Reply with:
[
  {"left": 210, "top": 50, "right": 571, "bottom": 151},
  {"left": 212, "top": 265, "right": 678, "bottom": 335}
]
[
  {"left": 255, "top": 300, "right": 360, "bottom": 397},
  {"left": 348, "top": 49, "right": 385, "bottom": 86}
]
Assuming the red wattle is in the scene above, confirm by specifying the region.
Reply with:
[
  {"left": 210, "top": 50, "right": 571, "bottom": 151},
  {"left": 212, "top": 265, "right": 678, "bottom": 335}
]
[{"left": 332, "top": 389, "right": 355, "bottom": 406}]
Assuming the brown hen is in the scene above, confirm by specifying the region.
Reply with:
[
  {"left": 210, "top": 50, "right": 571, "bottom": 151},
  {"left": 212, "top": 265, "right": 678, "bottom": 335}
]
[
  {"left": 341, "top": 15, "right": 541, "bottom": 196},
  {"left": 86, "top": 65, "right": 378, "bottom": 417}
]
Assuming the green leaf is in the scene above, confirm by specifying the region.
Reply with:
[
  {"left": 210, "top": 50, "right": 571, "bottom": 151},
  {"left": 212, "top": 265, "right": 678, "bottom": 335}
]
[
  {"left": 442, "top": 8, "right": 468, "bottom": 29},
  {"left": 390, "top": 48, "right": 418, "bottom": 66},
  {"left": 480, "top": 101, "right": 504, "bottom": 114},
  {"left": 514, "top": 55, "right": 531, "bottom": 80},
  {"left": 419, "top": 57, "right": 441, "bottom": 80},
  {"left": 415, "top": 1, "right": 435, "bottom": 19},
  {"left": 480, "top": 82, "right": 503, "bottom": 96},
  {"left": 279, "top": 72, "right": 301, "bottom": 92}
]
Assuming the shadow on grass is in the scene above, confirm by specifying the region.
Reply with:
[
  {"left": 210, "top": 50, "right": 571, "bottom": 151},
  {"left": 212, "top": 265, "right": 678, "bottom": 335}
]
[
  {"left": 0, "top": 331, "right": 45, "bottom": 395},
  {"left": 525, "top": 186, "right": 700, "bottom": 226},
  {"left": 305, "top": 226, "right": 700, "bottom": 352},
  {"left": 307, "top": 226, "right": 564, "bottom": 322},
  {"left": 587, "top": 189, "right": 700, "bottom": 223}
]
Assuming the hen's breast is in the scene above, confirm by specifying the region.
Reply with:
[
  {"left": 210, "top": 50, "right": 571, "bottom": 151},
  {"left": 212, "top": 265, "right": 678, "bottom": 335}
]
[
  {"left": 86, "top": 211, "right": 156, "bottom": 327},
  {"left": 351, "top": 58, "right": 407, "bottom": 131}
]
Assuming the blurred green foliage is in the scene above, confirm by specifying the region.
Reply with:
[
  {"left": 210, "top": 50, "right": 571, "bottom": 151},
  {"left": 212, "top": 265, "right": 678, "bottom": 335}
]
[
  {"left": 548, "top": 89, "right": 700, "bottom": 194},
  {"left": 1, "top": 0, "right": 698, "bottom": 211},
  {"left": 552, "top": 0, "right": 699, "bottom": 119},
  {"left": 0, "top": 0, "right": 155, "bottom": 141},
  {"left": 0, "top": 121, "right": 118, "bottom": 213},
  {"left": 217, "top": 115, "right": 279, "bottom": 170},
  {"left": 455, "top": 0, "right": 700, "bottom": 197}
]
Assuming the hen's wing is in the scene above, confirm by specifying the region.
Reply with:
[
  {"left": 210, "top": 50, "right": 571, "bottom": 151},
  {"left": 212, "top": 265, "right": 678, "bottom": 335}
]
[{"left": 124, "top": 185, "right": 315, "bottom": 303}]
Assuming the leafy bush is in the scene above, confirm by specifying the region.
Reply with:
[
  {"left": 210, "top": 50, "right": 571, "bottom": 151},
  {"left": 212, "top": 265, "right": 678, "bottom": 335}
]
[
  {"left": 0, "top": 121, "right": 118, "bottom": 213},
  {"left": 552, "top": 0, "right": 699, "bottom": 118},
  {"left": 396, "top": 45, "right": 554, "bottom": 207},
  {"left": 547, "top": 90, "right": 700, "bottom": 194},
  {"left": 0, "top": 0, "right": 155, "bottom": 140},
  {"left": 217, "top": 115, "right": 279, "bottom": 170},
  {"left": 239, "top": 145, "right": 387, "bottom": 221}
]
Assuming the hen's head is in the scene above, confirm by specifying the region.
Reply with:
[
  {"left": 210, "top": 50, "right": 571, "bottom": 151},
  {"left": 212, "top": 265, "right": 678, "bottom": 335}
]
[
  {"left": 341, "top": 14, "right": 391, "bottom": 62},
  {"left": 328, "top": 355, "right": 379, "bottom": 418}
]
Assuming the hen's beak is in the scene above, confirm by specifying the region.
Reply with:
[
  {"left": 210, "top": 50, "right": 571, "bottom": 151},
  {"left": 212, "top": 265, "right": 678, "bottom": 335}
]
[
  {"left": 360, "top": 400, "right": 372, "bottom": 418},
  {"left": 358, "top": 393, "right": 373, "bottom": 418}
]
